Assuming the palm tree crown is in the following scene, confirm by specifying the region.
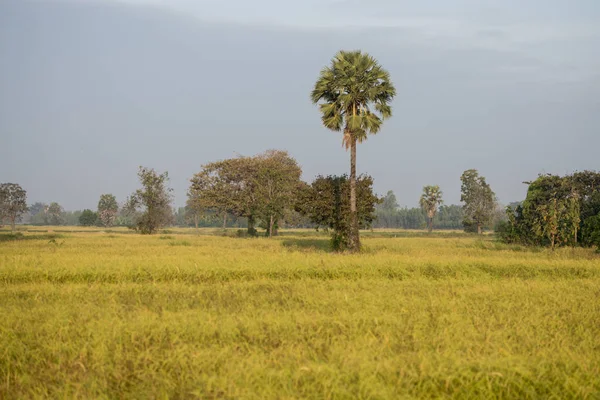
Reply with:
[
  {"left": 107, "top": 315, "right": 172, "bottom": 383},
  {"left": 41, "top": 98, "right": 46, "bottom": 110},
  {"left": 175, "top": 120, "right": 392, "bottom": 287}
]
[{"left": 311, "top": 50, "right": 396, "bottom": 147}]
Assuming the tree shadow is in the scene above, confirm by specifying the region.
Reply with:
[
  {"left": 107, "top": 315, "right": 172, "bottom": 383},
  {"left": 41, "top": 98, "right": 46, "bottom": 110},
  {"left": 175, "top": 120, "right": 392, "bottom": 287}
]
[{"left": 281, "top": 238, "right": 332, "bottom": 253}]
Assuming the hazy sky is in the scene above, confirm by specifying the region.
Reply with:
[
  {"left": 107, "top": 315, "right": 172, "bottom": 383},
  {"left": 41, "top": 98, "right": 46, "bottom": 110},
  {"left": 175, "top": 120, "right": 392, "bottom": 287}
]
[{"left": 1, "top": 0, "right": 599, "bottom": 210}]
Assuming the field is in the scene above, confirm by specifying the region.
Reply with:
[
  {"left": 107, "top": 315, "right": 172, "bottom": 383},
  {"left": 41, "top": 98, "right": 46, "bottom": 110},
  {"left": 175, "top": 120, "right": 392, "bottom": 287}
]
[{"left": 1, "top": 227, "right": 599, "bottom": 399}]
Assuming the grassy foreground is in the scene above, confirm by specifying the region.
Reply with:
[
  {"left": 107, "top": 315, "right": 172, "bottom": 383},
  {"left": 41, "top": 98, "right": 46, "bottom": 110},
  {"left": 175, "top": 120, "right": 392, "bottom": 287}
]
[{"left": 1, "top": 228, "right": 599, "bottom": 399}]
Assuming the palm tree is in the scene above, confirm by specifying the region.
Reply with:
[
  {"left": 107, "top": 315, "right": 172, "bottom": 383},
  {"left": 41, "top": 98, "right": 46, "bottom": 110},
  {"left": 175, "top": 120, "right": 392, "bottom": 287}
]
[
  {"left": 311, "top": 50, "right": 396, "bottom": 251},
  {"left": 419, "top": 186, "right": 444, "bottom": 233}
]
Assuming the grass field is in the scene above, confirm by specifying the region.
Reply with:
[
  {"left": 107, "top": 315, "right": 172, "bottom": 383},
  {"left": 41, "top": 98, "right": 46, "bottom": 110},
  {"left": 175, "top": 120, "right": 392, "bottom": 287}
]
[{"left": 1, "top": 227, "right": 599, "bottom": 399}]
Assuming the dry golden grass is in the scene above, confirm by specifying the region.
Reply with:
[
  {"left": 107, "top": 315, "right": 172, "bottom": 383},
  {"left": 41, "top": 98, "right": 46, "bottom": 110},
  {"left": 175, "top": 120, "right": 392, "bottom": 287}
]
[{"left": 1, "top": 227, "right": 599, "bottom": 398}]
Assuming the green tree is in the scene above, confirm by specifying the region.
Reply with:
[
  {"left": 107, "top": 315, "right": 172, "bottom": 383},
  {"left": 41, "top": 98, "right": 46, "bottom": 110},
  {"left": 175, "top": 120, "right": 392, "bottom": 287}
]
[
  {"left": 79, "top": 209, "right": 98, "bottom": 226},
  {"left": 419, "top": 185, "right": 443, "bottom": 233},
  {"left": 434, "top": 205, "right": 464, "bottom": 230},
  {"left": 374, "top": 191, "right": 399, "bottom": 228},
  {"left": 97, "top": 194, "right": 119, "bottom": 227},
  {"left": 311, "top": 50, "right": 396, "bottom": 252},
  {"left": 47, "top": 202, "right": 65, "bottom": 226},
  {"left": 296, "top": 175, "right": 380, "bottom": 251},
  {"left": 0, "top": 183, "right": 28, "bottom": 232},
  {"left": 190, "top": 156, "right": 260, "bottom": 236},
  {"left": 460, "top": 170, "right": 497, "bottom": 234},
  {"left": 28, "top": 202, "right": 48, "bottom": 225},
  {"left": 254, "top": 150, "right": 302, "bottom": 237},
  {"left": 124, "top": 167, "right": 173, "bottom": 234},
  {"left": 190, "top": 151, "right": 302, "bottom": 237}
]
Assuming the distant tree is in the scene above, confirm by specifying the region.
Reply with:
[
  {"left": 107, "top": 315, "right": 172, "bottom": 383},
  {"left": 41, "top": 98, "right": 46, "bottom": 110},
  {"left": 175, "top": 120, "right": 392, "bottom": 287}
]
[
  {"left": 97, "top": 194, "right": 119, "bottom": 227},
  {"left": 63, "top": 210, "right": 83, "bottom": 226},
  {"left": 400, "top": 207, "right": 427, "bottom": 230},
  {"left": 189, "top": 157, "right": 256, "bottom": 234},
  {"left": 374, "top": 190, "right": 399, "bottom": 229},
  {"left": 124, "top": 167, "right": 173, "bottom": 234},
  {"left": 254, "top": 150, "right": 302, "bottom": 237},
  {"left": 185, "top": 186, "right": 205, "bottom": 229},
  {"left": 47, "top": 202, "right": 65, "bottom": 226},
  {"left": 190, "top": 151, "right": 302, "bottom": 237},
  {"left": 311, "top": 50, "right": 396, "bottom": 252},
  {"left": 434, "top": 205, "right": 464, "bottom": 230},
  {"left": 380, "top": 190, "right": 399, "bottom": 212},
  {"left": 419, "top": 185, "right": 443, "bottom": 233},
  {"left": 29, "top": 202, "right": 48, "bottom": 225},
  {"left": 460, "top": 170, "right": 497, "bottom": 234},
  {"left": 79, "top": 209, "right": 98, "bottom": 226},
  {"left": 0, "top": 183, "right": 28, "bottom": 232},
  {"left": 296, "top": 175, "right": 380, "bottom": 251}
]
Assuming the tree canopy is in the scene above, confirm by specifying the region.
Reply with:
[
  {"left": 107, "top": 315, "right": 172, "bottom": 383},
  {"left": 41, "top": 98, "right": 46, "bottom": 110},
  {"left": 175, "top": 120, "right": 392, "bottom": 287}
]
[
  {"left": 460, "top": 170, "right": 497, "bottom": 234},
  {"left": 0, "top": 183, "right": 28, "bottom": 232},
  {"left": 125, "top": 167, "right": 173, "bottom": 234}
]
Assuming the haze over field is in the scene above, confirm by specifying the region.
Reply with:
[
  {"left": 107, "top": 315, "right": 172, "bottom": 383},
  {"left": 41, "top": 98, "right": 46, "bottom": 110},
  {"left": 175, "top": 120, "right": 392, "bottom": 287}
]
[{"left": 1, "top": 0, "right": 599, "bottom": 210}]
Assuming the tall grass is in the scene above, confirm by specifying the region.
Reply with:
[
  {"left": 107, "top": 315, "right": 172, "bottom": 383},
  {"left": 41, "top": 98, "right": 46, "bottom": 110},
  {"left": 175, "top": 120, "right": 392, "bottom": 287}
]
[{"left": 1, "top": 229, "right": 599, "bottom": 398}]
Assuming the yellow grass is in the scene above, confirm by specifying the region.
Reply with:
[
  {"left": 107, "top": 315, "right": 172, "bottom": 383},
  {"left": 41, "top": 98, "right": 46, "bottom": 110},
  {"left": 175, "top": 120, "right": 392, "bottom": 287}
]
[{"left": 1, "top": 227, "right": 599, "bottom": 398}]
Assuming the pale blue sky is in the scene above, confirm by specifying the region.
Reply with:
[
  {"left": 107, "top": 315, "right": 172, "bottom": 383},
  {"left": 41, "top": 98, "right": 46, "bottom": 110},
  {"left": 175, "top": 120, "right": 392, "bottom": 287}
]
[{"left": 1, "top": 0, "right": 599, "bottom": 210}]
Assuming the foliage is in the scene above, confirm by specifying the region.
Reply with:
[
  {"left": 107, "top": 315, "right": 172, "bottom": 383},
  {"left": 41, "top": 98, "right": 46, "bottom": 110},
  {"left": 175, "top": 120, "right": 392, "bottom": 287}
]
[
  {"left": 460, "top": 169, "right": 497, "bottom": 234},
  {"left": 190, "top": 156, "right": 260, "bottom": 236},
  {"left": 419, "top": 185, "right": 443, "bottom": 232},
  {"left": 582, "top": 212, "right": 600, "bottom": 251},
  {"left": 47, "top": 202, "right": 66, "bottom": 226},
  {"left": 189, "top": 150, "right": 302, "bottom": 237},
  {"left": 499, "top": 171, "right": 600, "bottom": 249},
  {"left": 311, "top": 50, "right": 396, "bottom": 252},
  {"left": 254, "top": 150, "right": 302, "bottom": 237},
  {"left": 97, "top": 194, "right": 119, "bottom": 227},
  {"left": 0, "top": 183, "right": 28, "bottom": 232},
  {"left": 124, "top": 167, "right": 173, "bottom": 234},
  {"left": 79, "top": 209, "right": 98, "bottom": 226},
  {"left": 63, "top": 210, "right": 83, "bottom": 226},
  {"left": 296, "top": 175, "right": 380, "bottom": 251}
]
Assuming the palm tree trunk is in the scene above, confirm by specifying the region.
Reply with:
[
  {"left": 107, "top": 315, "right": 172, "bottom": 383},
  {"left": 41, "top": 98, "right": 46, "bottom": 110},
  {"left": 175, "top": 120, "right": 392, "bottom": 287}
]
[
  {"left": 428, "top": 217, "right": 433, "bottom": 233},
  {"left": 11, "top": 216, "right": 16, "bottom": 233},
  {"left": 269, "top": 215, "right": 274, "bottom": 238},
  {"left": 477, "top": 224, "right": 482, "bottom": 235},
  {"left": 222, "top": 212, "right": 227, "bottom": 230},
  {"left": 349, "top": 136, "right": 360, "bottom": 252}
]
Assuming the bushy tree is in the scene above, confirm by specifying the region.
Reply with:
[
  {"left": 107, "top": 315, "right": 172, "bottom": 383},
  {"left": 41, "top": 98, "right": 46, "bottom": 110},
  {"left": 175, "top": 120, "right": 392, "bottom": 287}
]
[
  {"left": 97, "top": 194, "right": 118, "bottom": 227},
  {"left": 79, "top": 209, "right": 98, "bottom": 226},
  {"left": 124, "top": 167, "right": 173, "bottom": 234},
  {"left": 189, "top": 150, "right": 302, "bottom": 237},
  {"left": 460, "top": 170, "right": 496, "bottom": 234},
  {"left": 296, "top": 175, "right": 380, "bottom": 251},
  {"left": 0, "top": 183, "right": 28, "bottom": 232},
  {"left": 419, "top": 185, "right": 443, "bottom": 233},
  {"left": 254, "top": 150, "right": 302, "bottom": 237},
  {"left": 190, "top": 156, "right": 261, "bottom": 236},
  {"left": 47, "top": 202, "right": 65, "bottom": 226},
  {"left": 499, "top": 172, "right": 600, "bottom": 248},
  {"left": 311, "top": 50, "right": 396, "bottom": 252}
]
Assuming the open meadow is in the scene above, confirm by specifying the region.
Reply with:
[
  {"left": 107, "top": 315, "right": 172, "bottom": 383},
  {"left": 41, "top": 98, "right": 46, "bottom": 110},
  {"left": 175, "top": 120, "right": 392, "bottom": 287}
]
[{"left": 1, "top": 227, "right": 599, "bottom": 399}]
